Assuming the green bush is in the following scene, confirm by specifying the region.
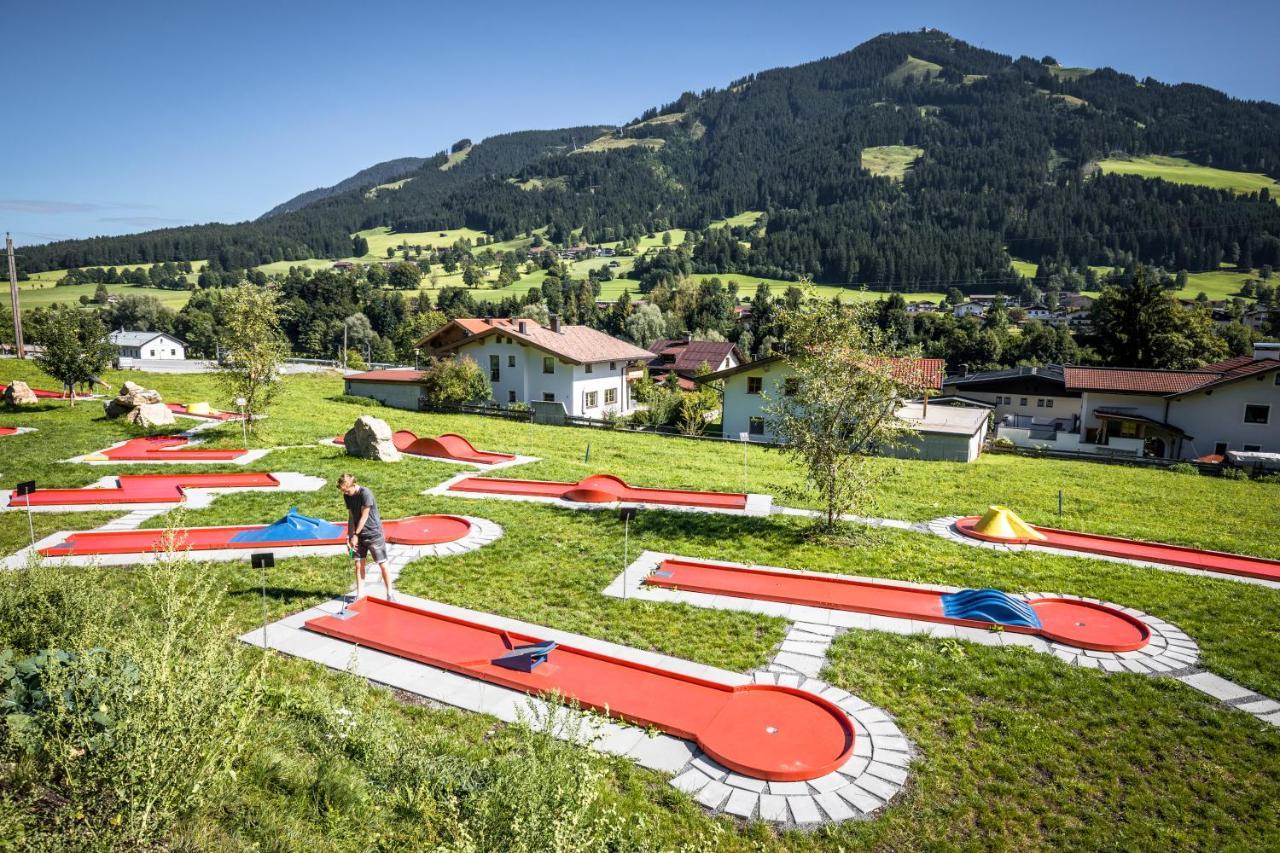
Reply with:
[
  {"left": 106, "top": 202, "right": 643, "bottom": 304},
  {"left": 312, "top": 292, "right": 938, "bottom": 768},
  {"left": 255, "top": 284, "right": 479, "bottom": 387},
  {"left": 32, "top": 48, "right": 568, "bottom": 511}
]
[
  {"left": 1220, "top": 466, "right": 1249, "bottom": 480},
  {"left": 1167, "top": 462, "right": 1199, "bottom": 475},
  {"left": 992, "top": 436, "right": 1015, "bottom": 449}
]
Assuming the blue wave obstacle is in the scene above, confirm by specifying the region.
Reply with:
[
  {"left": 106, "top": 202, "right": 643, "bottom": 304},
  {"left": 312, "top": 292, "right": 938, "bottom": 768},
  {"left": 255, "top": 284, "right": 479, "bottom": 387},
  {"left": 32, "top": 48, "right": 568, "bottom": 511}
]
[
  {"left": 230, "top": 508, "right": 346, "bottom": 544},
  {"left": 939, "top": 588, "right": 1043, "bottom": 629}
]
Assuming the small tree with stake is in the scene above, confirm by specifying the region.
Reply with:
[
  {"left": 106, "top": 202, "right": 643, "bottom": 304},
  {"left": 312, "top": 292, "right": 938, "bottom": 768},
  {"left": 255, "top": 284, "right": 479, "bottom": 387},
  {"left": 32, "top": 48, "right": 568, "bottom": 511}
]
[
  {"left": 765, "top": 300, "right": 923, "bottom": 532},
  {"left": 217, "top": 283, "right": 288, "bottom": 434},
  {"left": 32, "top": 307, "right": 115, "bottom": 406}
]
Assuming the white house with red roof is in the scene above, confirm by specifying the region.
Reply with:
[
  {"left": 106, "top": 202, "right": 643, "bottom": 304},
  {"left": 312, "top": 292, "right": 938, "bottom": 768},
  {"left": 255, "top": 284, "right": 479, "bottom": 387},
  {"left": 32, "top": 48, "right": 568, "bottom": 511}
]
[
  {"left": 699, "top": 354, "right": 989, "bottom": 461},
  {"left": 646, "top": 337, "right": 743, "bottom": 391},
  {"left": 416, "top": 316, "right": 654, "bottom": 417}
]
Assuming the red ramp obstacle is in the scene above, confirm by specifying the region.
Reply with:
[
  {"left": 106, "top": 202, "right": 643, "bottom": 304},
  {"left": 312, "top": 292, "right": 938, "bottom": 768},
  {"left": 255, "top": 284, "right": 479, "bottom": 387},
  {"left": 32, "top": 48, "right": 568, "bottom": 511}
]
[
  {"left": 91, "top": 435, "right": 250, "bottom": 462},
  {"left": 9, "top": 472, "right": 280, "bottom": 507},
  {"left": 306, "top": 596, "right": 853, "bottom": 781},
  {"left": 335, "top": 430, "right": 516, "bottom": 465},
  {"left": 448, "top": 473, "right": 748, "bottom": 510},
  {"left": 954, "top": 513, "right": 1280, "bottom": 583},
  {"left": 39, "top": 511, "right": 473, "bottom": 557},
  {"left": 646, "top": 558, "right": 1151, "bottom": 652}
]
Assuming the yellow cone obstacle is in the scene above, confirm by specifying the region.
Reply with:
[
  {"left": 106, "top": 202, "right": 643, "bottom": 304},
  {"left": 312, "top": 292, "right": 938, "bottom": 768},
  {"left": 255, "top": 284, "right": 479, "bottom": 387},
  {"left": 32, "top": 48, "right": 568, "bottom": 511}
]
[
  {"left": 972, "top": 505, "right": 1047, "bottom": 542},
  {"left": 185, "top": 401, "right": 213, "bottom": 416}
]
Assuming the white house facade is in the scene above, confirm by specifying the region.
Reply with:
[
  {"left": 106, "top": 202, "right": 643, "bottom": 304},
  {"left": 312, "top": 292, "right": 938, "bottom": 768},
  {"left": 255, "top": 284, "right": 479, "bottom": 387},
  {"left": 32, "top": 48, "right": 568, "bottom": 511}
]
[
  {"left": 109, "top": 331, "right": 186, "bottom": 361},
  {"left": 420, "top": 317, "right": 654, "bottom": 418}
]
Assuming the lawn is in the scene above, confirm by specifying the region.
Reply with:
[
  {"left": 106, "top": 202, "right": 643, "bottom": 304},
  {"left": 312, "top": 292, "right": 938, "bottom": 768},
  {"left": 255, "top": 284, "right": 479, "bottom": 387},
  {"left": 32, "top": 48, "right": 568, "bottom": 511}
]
[
  {"left": 354, "top": 225, "right": 490, "bottom": 258},
  {"left": 861, "top": 145, "right": 924, "bottom": 180},
  {"left": 0, "top": 362, "right": 1278, "bottom": 847},
  {"left": 1011, "top": 258, "right": 1265, "bottom": 302},
  {"left": 1097, "top": 154, "right": 1280, "bottom": 199},
  {"left": 884, "top": 56, "right": 942, "bottom": 85},
  {"left": 13, "top": 280, "right": 194, "bottom": 311}
]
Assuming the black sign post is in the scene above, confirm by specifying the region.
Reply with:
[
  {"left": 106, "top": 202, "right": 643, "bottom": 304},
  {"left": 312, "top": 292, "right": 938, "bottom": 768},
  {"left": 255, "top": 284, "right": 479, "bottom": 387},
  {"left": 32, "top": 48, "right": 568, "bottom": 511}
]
[{"left": 15, "top": 480, "right": 35, "bottom": 549}]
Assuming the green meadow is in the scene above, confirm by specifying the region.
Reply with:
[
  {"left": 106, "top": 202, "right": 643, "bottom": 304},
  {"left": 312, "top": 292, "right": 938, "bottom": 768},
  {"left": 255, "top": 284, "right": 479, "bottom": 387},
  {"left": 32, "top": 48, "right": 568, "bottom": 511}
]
[{"left": 1098, "top": 154, "right": 1280, "bottom": 198}]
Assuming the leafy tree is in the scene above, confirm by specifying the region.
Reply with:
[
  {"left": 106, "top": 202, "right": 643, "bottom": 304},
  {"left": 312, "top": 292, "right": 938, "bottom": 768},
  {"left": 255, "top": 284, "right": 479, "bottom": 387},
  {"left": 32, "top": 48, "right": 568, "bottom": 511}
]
[
  {"left": 1090, "top": 267, "right": 1228, "bottom": 367},
  {"left": 217, "top": 284, "right": 289, "bottom": 432},
  {"left": 419, "top": 357, "right": 491, "bottom": 406},
  {"left": 31, "top": 307, "right": 114, "bottom": 406},
  {"left": 387, "top": 262, "right": 422, "bottom": 290},
  {"left": 623, "top": 304, "right": 665, "bottom": 346},
  {"left": 765, "top": 301, "right": 923, "bottom": 531},
  {"left": 352, "top": 235, "right": 369, "bottom": 256}
]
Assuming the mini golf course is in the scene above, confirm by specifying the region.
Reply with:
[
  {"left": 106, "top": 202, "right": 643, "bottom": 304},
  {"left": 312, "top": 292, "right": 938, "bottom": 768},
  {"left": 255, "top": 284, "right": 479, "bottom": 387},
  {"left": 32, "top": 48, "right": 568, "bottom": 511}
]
[
  {"left": 954, "top": 505, "right": 1280, "bottom": 583},
  {"left": 447, "top": 473, "right": 749, "bottom": 510},
  {"left": 335, "top": 430, "right": 516, "bottom": 465},
  {"left": 645, "top": 557, "right": 1151, "bottom": 652},
  {"left": 6, "top": 472, "right": 285, "bottom": 508},
  {"left": 0, "top": 427, "right": 23, "bottom": 436},
  {"left": 305, "top": 596, "right": 855, "bottom": 782},
  {"left": 84, "top": 435, "right": 253, "bottom": 463},
  {"left": 38, "top": 509, "right": 474, "bottom": 557}
]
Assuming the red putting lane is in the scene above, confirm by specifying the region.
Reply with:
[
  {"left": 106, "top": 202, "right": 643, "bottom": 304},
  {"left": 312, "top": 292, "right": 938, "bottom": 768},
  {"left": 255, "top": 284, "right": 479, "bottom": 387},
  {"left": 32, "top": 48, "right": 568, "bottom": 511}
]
[
  {"left": 11, "top": 472, "right": 280, "bottom": 507},
  {"left": 38, "top": 514, "right": 472, "bottom": 557},
  {"left": 306, "top": 597, "right": 853, "bottom": 781},
  {"left": 954, "top": 517, "right": 1280, "bottom": 583},
  {"left": 0, "top": 427, "right": 18, "bottom": 436},
  {"left": 335, "top": 431, "right": 515, "bottom": 465},
  {"left": 449, "top": 473, "right": 748, "bottom": 510},
  {"left": 99, "top": 436, "right": 248, "bottom": 461},
  {"left": 0, "top": 385, "right": 92, "bottom": 400},
  {"left": 647, "top": 558, "right": 1150, "bottom": 652}
]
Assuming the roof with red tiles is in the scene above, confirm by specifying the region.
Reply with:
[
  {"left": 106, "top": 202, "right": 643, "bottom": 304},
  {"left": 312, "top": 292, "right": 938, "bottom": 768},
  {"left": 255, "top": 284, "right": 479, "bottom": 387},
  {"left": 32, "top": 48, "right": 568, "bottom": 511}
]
[
  {"left": 344, "top": 369, "right": 427, "bottom": 383},
  {"left": 698, "top": 354, "right": 945, "bottom": 391},
  {"left": 1064, "top": 358, "right": 1280, "bottom": 395},
  {"left": 420, "top": 318, "right": 654, "bottom": 364},
  {"left": 647, "top": 339, "right": 742, "bottom": 374}
]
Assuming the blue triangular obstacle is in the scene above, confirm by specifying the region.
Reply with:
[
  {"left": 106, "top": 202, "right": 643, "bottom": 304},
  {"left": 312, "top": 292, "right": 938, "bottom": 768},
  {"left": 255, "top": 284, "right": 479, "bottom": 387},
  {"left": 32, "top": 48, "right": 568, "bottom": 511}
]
[{"left": 230, "top": 507, "right": 346, "bottom": 544}]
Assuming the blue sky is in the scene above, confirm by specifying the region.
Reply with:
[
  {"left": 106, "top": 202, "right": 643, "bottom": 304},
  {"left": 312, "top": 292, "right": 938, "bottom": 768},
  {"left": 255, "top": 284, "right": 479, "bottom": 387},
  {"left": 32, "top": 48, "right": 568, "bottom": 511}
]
[{"left": 5, "top": 0, "right": 1278, "bottom": 246}]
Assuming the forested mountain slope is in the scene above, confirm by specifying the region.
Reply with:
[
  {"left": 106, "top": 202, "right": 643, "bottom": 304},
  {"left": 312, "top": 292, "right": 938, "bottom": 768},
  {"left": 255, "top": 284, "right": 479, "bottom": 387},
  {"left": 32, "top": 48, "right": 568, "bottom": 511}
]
[
  {"left": 19, "top": 30, "right": 1280, "bottom": 290},
  {"left": 259, "top": 156, "right": 429, "bottom": 219}
]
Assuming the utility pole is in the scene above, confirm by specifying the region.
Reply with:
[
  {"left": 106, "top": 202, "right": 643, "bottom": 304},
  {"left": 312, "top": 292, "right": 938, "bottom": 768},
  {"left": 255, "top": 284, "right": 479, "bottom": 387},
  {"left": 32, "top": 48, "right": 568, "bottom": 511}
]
[
  {"left": 6, "top": 234, "right": 24, "bottom": 359},
  {"left": 342, "top": 321, "right": 348, "bottom": 369}
]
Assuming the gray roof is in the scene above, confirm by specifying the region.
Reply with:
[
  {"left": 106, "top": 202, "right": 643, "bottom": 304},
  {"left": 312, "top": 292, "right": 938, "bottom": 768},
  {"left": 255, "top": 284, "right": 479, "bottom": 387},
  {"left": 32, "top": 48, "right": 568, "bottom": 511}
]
[
  {"left": 944, "top": 364, "right": 1066, "bottom": 386},
  {"left": 109, "top": 330, "right": 184, "bottom": 347}
]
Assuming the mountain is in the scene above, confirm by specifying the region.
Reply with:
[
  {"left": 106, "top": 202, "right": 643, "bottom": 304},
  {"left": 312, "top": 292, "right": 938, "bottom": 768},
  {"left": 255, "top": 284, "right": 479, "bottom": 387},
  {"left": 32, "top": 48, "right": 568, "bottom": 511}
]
[
  {"left": 18, "top": 30, "right": 1280, "bottom": 288},
  {"left": 259, "top": 156, "right": 429, "bottom": 219}
]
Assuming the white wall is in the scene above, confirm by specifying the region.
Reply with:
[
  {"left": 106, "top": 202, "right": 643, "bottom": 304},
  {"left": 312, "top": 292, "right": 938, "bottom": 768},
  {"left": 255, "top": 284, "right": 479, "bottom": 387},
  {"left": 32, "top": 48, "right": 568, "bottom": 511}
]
[
  {"left": 344, "top": 380, "right": 422, "bottom": 410},
  {"left": 455, "top": 338, "right": 634, "bottom": 417},
  {"left": 721, "top": 362, "right": 791, "bottom": 442},
  {"left": 1168, "top": 372, "right": 1280, "bottom": 457},
  {"left": 117, "top": 335, "right": 185, "bottom": 360}
]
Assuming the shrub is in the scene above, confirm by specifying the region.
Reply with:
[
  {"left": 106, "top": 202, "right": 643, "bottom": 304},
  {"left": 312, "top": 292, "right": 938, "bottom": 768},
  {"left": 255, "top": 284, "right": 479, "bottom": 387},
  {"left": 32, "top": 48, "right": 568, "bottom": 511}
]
[
  {"left": 332, "top": 393, "right": 382, "bottom": 407},
  {"left": 992, "top": 436, "right": 1015, "bottom": 449},
  {"left": 1220, "top": 466, "right": 1249, "bottom": 480},
  {"left": 1168, "top": 462, "right": 1199, "bottom": 475},
  {"left": 420, "top": 357, "right": 490, "bottom": 407}
]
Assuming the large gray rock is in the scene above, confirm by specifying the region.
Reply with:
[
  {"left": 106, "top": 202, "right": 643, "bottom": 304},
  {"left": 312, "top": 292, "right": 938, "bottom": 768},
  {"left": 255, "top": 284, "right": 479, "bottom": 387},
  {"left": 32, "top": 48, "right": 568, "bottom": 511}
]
[
  {"left": 4, "top": 380, "right": 38, "bottom": 405},
  {"left": 104, "top": 381, "right": 164, "bottom": 419},
  {"left": 125, "top": 401, "right": 176, "bottom": 427},
  {"left": 343, "top": 415, "right": 401, "bottom": 462}
]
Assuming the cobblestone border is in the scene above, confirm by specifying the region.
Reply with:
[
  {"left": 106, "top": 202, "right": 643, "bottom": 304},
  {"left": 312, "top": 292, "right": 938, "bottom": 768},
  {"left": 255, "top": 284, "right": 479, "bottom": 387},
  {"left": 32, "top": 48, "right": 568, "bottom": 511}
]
[
  {"left": 425, "top": 471, "right": 774, "bottom": 517},
  {"left": 925, "top": 516, "right": 1280, "bottom": 591},
  {"left": 316, "top": 437, "right": 539, "bottom": 472}
]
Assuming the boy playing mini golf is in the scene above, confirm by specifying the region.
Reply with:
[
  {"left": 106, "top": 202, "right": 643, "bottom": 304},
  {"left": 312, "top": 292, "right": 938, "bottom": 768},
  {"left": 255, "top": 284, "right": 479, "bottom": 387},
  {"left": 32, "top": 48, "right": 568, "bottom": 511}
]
[{"left": 338, "top": 473, "right": 394, "bottom": 600}]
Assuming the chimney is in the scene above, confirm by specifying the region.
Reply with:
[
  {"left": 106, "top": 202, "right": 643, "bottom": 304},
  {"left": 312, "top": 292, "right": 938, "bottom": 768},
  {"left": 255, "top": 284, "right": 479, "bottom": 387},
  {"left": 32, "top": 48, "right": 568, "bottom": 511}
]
[
  {"left": 518, "top": 319, "right": 528, "bottom": 334},
  {"left": 484, "top": 315, "right": 492, "bottom": 325},
  {"left": 550, "top": 314, "right": 561, "bottom": 333},
  {"left": 959, "top": 363, "right": 970, "bottom": 377},
  {"left": 685, "top": 331, "right": 692, "bottom": 343},
  {"left": 1253, "top": 342, "right": 1280, "bottom": 361}
]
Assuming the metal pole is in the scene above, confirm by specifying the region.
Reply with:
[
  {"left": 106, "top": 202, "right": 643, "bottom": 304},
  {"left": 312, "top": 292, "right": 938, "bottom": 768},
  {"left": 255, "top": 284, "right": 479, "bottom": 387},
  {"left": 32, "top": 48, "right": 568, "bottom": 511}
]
[
  {"left": 622, "top": 514, "right": 629, "bottom": 600},
  {"left": 1058, "top": 489, "right": 1063, "bottom": 516},
  {"left": 24, "top": 494, "right": 34, "bottom": 549},
  {"left": 260, "top": 559, "right": 269, "bottom": 645},
  {"left": 342, "top": 322, "right": 348, "bottom": 369},
  {"left": 6, "top": 234, "right": 24, "bottom": 358}
]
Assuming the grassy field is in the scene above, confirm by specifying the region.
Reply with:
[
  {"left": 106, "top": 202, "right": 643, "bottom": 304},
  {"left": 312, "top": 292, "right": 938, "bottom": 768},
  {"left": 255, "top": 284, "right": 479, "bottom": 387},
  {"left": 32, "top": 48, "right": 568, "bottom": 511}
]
[
  {"left": 861, "top": 145, "right": 924, "bottom": 180},
  {"left": 885, "top": 56, "right": 942, "bottom": 85},
  {"left": 1045, "top": 64, "right": 1093, "bottom": 81},
  {"left": 708, "top": 211, "right": 765, "bottom": 230},
  {"left": 1011, "top": 257, "right": 1266, "bottom": 302},
  {"left": 439, "top": 144, "right": 472, "bottom": 171},
  {"left": 572, "top": 136, "right": 665, "bottom": 155},
  {"left": 355, "top": 226, "right": 489, "bottom": 258},
  {"left": 1098, "top": 154, "right": 1280, "bottom": 198},
  {"left": 0, "top": 362, "right": 1278, "bottom": 847}
]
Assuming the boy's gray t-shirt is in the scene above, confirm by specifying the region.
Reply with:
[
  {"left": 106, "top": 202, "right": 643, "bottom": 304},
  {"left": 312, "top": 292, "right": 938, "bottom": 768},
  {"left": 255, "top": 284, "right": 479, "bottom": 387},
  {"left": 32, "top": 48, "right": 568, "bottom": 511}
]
[{"left": 344, "top": 486, "right": 384, "bottom": 541}]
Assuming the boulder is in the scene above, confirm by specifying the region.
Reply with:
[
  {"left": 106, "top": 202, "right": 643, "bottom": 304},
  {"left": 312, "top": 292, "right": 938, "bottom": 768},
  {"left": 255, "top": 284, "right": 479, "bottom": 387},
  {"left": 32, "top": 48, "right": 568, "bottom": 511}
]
[
  {"left": 103, "top": 382, "right": 164, "bottom": 419},
  {"left": 125, "top": 402, "right": 176, "bottom": 428},
  {"left": 4, "top": 380, "right": 38, "bottom": 406},
  {"left": 343, "top": 415, "right": 401, "bottom": 462}
]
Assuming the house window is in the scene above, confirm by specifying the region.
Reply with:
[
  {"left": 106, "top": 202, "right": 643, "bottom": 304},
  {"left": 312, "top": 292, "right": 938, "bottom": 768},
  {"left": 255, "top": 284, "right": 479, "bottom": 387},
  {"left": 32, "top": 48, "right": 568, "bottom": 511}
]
[
  {"left": 783, "top": 377, "right": 799, "bottom": 397},
  {"left": 149, "top": 350, "right": 156, "bottom": 357},
  {"left": 584, "top": 391, "right": 598, "bottom": 409},
  {"left": 1244, "top": 404, "right": 1270, "bottom": 424},
  {"left": 1004, "top": 396, "right": 1012, "bottom": 405},
  {"left": 543, "top": 393, "right": 555, "bottom": 402},
  {"left": 489, "top": 354, "right": 500, "bottom": 381},
  {"left": 1274, "top": 373, "right": 1280, "bottom": 386},
  {"left": 1046, "top": 399, "right": 1054, "bottom": 408},
  {"left": 1244, "top": 444, "right": 1262, "bottom": 452},
  {"left": 748, "top": 417, "right": 765, "bottom": 436},
  {"left": 1214, "top": 442, "right": 1229, "bottom": 456},
  {"left": 1036, "top": 399, "right": 1044, "bottom": 408},
  {"left": 609, "top": 361, "right": 617, "bottom": 370},
  {"left": 508, "top": 355, "right": 516, "bottom": 367},
  {"left": 585, "top": 363, "right": 593, "bottom": 374},
  {"left": 604, "top": 388, "right": 617, "bottom": 405},
  {"left": 543, "top": 357, "right": 555, "bottom": 374},
  {"left": 1020, "top": 397, "right": 1028, "bottom": 406},
  {"left": 747, "top": 376, "right": 763, "bottom": 395},
  {"left": 170, "top": 349, "right": 176, "bottom": 356}
]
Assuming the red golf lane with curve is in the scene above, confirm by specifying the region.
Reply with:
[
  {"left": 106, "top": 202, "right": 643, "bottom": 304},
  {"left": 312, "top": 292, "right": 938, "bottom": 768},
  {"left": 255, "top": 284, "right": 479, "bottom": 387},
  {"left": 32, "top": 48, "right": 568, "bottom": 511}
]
[
  {"left": 645, "top": 558, "right": 1151, "bottom": 653},
  {"left": 0, "top": 427, "right": 19, "bottom": 436},
  {"left": 334, "top": 431, "right": 516, "bottom": 465},
  {"left": 11, "top": 472, "right": 280, "bottom": 507},
  {"left": 448, "top": 473, "right": 748, "bottom": 510},
  {"left": 97, "top": 436, "right": 249, "bottom": 462},
  {"left": 954, "top": 516, "right": 1280, "bottom": 583},
  {"left": 306, "top": 597, "right": 854, "bottom": 781},
  {"left": 38, "top": 514, "right": 472, "bottom": 557}
]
